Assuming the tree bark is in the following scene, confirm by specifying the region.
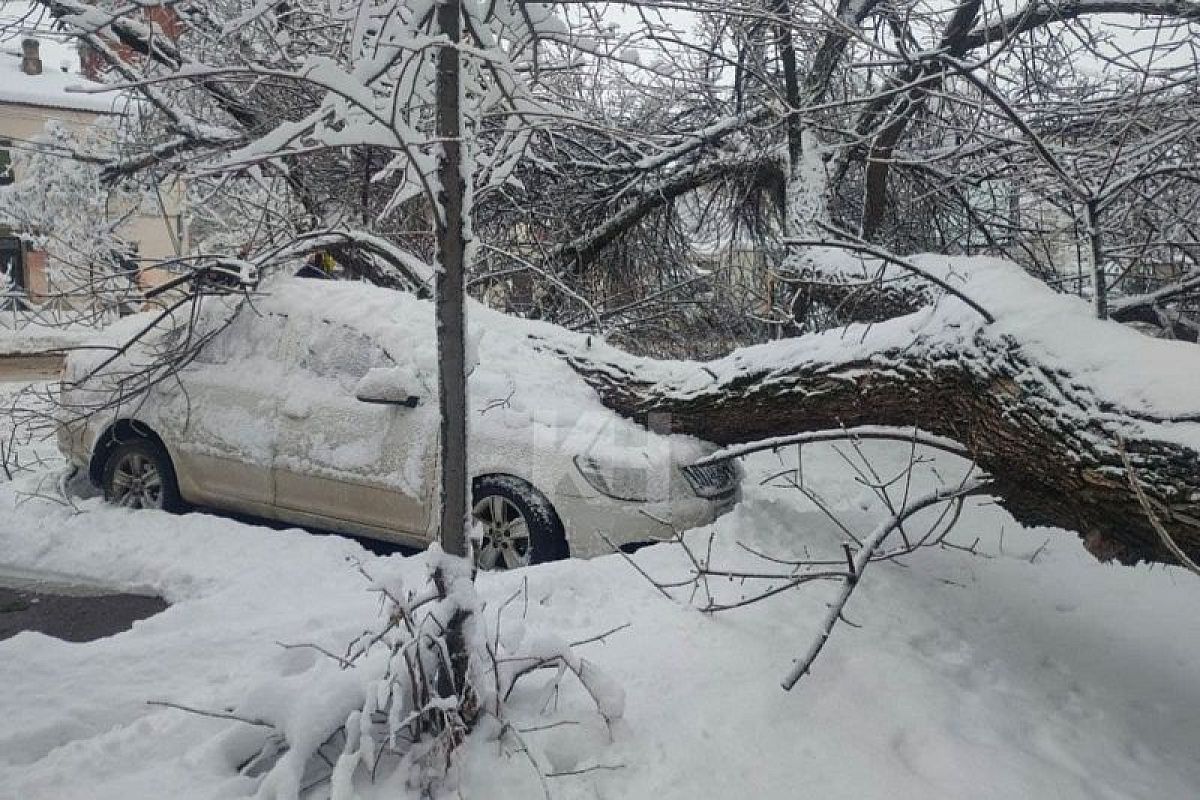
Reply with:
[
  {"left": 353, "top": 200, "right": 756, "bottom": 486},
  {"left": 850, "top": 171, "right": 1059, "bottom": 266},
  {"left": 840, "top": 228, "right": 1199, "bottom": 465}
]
[
  {"left": 435, "top": 0, "right": 469, "bottom": 559},
  {"left": 539, "top": 289, "right": 1200, "bottom": 568}
]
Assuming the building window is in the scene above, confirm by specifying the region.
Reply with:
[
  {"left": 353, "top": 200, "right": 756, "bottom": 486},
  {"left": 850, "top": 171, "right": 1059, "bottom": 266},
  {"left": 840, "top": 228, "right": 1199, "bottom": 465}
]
[
  {"left": 0, "top": 141, "right": 12, "bottom": 186},
  {"left": 1, "top": 237, "right": 25, "bottom": 309}
]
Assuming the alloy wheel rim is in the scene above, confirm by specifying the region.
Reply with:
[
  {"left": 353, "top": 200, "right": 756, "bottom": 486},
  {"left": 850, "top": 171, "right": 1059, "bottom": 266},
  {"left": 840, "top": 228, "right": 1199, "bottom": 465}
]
[
  {"left": 110, "top": 452, "right": 164, "bottom": 510},
  {"left": 471, "top": 494, "right": 532, "bottom": 570}
]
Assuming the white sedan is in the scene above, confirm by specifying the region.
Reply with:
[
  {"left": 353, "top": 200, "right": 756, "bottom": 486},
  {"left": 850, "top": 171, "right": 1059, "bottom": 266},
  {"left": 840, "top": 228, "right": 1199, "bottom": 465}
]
[{"left": 56, "top": 278, "right": 741, "bottom": 569}]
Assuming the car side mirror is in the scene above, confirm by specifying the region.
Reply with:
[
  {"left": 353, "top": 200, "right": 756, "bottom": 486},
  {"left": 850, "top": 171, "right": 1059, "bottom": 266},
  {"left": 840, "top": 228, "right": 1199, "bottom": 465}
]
[{"left": 355, "top": 368, "right": 420, "bottom": 407}]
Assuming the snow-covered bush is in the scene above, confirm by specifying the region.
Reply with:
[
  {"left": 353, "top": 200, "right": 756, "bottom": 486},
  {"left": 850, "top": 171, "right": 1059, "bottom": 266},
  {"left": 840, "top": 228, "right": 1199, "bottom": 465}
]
[{"left": 198, "top": 548, "right": 623, "bottom": 799}]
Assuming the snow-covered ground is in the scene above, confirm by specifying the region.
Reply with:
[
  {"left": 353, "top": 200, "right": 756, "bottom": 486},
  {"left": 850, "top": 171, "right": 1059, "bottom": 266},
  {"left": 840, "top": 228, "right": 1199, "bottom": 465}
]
[{"left": 0, "top": 436, "right": 1197, "bottom": 800}]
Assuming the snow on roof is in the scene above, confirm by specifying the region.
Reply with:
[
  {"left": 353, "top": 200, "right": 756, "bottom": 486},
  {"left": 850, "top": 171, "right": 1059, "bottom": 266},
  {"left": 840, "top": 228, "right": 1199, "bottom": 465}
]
[{"left": 0, "top": 42, "right": 122, "bottom": 114}]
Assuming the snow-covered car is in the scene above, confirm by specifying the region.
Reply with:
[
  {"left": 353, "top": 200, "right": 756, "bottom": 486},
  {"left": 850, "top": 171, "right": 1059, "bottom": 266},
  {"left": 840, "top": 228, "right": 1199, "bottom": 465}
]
[{"left": 56, "top": 277, "right": 741, "bottom": 569}]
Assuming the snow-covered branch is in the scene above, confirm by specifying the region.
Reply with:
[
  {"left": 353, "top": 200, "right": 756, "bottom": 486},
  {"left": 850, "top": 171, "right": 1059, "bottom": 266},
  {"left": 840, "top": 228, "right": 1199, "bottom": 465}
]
[{"left": 540, "top": 254, "right": 1200, "bottom": 567}]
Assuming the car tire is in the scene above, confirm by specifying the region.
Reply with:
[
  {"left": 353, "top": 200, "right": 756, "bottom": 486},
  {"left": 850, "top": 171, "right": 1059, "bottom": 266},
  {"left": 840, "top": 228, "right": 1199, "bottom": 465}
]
[
  {"left": 471, "top": 476, "right": 568, "bottom": 570},
  {"left": 101, "top": 438, "right": 184, "bottom": 513}
]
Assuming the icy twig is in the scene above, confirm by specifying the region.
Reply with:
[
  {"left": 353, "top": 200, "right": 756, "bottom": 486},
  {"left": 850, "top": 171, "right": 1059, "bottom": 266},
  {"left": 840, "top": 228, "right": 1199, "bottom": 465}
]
[
  {"left": 1119, "top": 439, "right": 1200, "bottom": 578},
  {"left": 781, "top": 476, "right": 991, "bottom": 690}
]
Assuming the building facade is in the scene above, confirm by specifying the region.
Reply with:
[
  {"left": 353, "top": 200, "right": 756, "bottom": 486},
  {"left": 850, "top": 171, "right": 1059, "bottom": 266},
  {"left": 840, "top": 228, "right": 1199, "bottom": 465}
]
[{"left": 0, "top": 37, "right": 186, "bottom": 310}]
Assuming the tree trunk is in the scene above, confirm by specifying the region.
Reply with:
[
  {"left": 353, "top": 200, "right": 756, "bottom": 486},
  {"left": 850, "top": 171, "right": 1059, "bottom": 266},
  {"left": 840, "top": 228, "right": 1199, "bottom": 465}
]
[
  {"left": 1086, "top": 199, "right": 1108, "bottom": 319},
  {"left": 433, "top": 0, "right": 474, "bottom": 716},
  {"left": 435, "top": 0, "right": 469, "bottom": 560},
  {"left": 538, "top": 272, "right": 1200, "bottom": 568}
]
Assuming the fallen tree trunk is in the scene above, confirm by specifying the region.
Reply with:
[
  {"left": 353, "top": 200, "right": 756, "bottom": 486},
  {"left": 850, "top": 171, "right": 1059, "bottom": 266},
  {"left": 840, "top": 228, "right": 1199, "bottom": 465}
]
[
  {"left": 539, "top": 255, "right": 1200, "bottom": 567},
  {"left": 777, "top": 242, "right": 933, "bottom": 327},
  {"left": 1109, "top": 273, "right": 1200, "bottom": 342}
]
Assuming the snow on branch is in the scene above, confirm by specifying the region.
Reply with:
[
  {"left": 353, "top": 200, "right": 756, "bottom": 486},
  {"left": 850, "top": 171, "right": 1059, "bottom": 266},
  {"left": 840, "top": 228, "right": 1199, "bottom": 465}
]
[
  {"left": 962, "top": 0, "right": 1200, "bottom": 51},
  {"left": 154, "top": 553, "right": 625, "bottom": 797},
  {"left": 608, "top": 435, "right": 992, "bottom": 689}
]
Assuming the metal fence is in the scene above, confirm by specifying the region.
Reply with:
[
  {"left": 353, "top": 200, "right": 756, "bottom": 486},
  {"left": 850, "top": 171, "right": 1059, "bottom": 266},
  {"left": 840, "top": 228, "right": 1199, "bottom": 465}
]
[{"left": 0, "top": 289, "right": 129, "bottom": 333}]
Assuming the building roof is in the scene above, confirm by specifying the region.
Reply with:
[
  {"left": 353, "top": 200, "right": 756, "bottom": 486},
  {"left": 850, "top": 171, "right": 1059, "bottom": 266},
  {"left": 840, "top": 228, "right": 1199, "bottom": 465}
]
[{"left": 0, "top": 41, "right": 122, "bottom": 114}]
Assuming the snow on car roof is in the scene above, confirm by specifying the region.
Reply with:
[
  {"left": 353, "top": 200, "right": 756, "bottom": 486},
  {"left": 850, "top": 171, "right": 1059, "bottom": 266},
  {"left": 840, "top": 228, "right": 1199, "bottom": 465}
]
[
  {"left": 255, "top": 275, "right": 623, "bottom": 417},
  {"left": 247, "top": 276, "right": 715, "bottom": 464}
]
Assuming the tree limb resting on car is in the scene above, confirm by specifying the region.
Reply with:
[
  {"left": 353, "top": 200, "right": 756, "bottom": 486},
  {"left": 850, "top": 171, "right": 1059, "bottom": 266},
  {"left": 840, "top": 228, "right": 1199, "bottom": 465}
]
[{"left": 537, "top": 255, "right": 1200, "bottom": 568}]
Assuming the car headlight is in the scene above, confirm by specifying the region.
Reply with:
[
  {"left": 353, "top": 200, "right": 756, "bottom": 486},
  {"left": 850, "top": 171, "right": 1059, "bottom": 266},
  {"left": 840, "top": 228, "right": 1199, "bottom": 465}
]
[{"left": 574, "top": 454, "right": 661, "bottom": 502}]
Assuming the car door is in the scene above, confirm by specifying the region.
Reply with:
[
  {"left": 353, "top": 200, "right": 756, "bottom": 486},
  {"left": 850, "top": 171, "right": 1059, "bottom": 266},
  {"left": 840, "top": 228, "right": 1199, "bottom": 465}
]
[
  {"left": 155, "top": 308, "right": 290, "bottom": 514},
  {"left": 271, "top": 318, "right": 435, "bottom": 538}
]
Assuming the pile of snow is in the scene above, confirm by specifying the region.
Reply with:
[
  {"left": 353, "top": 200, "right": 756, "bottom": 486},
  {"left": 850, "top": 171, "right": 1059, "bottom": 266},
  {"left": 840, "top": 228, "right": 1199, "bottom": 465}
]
[
  {"left": 1, "top": 442, "right": 1198, "bottom": 799},
  {"left": 250, "top": 277, "right": 688, "bottom": 452}
]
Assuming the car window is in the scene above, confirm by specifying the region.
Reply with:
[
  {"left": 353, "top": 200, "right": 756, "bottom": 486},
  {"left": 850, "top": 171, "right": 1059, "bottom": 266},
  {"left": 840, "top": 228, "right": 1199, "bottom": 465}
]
[
  {"left": 193, "top": 310, "right": 289, "bottom": 365},
  {"left": 298, "top": 320, "right": 394, "bottom": 390}
]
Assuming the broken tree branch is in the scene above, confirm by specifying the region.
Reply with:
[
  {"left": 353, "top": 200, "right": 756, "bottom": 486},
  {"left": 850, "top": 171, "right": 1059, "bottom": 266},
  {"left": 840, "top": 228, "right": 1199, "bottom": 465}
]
[{"left": 539, "top": 256, "right": 1200, "bottom": 567}]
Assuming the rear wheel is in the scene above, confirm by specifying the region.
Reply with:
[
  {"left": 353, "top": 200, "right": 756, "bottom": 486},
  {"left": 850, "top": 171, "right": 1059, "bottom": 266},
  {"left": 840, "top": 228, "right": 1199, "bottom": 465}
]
[
  {"left": 101, "top": 439, "right": 183, "bottom": 512},
  {"left": 471, "top": 476, "right": 568, "bottom": 570}
]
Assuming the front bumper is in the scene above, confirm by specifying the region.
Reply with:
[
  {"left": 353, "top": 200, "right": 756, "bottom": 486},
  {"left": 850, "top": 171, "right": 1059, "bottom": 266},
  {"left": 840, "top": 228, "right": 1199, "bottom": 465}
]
[
  {"left": 56, "top": 419, "right": 92, "bottom": 473},
  {"left": 555, "top": 481, "right": 741, "bottom": 559}
]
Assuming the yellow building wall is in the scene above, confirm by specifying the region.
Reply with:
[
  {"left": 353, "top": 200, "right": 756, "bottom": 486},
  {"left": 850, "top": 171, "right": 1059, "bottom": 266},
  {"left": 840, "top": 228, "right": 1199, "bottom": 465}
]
[{"left": 0, "top": 101, "right": 186, "bottom": 302}]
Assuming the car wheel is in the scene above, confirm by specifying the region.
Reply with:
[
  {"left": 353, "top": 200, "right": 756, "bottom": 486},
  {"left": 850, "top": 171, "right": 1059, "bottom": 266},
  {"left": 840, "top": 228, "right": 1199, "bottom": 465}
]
[
  {"left": 101, "top": 438, "right": 183, "bottom": 512},
  {"left": 471, "top": 476, "right": 568, "bottom": 570}
]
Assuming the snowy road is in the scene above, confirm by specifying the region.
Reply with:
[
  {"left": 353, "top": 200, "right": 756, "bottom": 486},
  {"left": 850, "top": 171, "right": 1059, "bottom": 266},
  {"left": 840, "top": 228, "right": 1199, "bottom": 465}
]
[
  {"left": 0, "top": 582, "right": 167, "bottom": 643},
  {"left": 0, "top": 566, "right": 167, "bottom": 644}
]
